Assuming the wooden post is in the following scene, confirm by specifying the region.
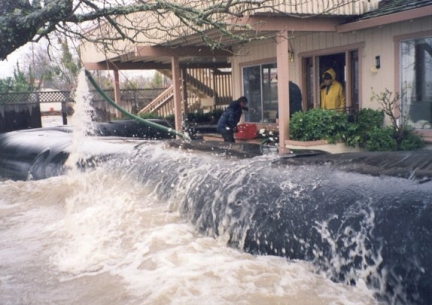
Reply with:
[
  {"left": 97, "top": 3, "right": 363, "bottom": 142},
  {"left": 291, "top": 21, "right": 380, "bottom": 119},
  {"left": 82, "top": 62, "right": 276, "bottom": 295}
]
[
  {"left": 182, "top": 68, "right": 188, "bottom": 115},
  {"left": 113, "top": 69, "right": 122, "bottom": 119},
  {"left": 277, "top": 31, "right": 290, "bottom": 153},
  {"left": 172, "top": 56, "right": 183, "bottom": 133}
]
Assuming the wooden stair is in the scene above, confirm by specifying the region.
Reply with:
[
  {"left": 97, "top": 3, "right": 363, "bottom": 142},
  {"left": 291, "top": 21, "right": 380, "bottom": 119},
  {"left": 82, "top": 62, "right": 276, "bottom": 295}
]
[
  {"left": 138, "top": 68, "right": 231, "bottom": 117},
  {"left": 138, "top": 86, "right": 174, "bottom": 116}
]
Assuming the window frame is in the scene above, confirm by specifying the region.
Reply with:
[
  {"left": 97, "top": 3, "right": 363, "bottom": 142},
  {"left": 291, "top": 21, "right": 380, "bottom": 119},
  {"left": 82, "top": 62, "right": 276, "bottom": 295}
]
[
  {"left": 299, "top": 43, "right": 364, "bottom": 112},
  {"left": 394, "top": 30, "right": 432, "bottom": 142},
  {"left": 241, "top": 61, "right": 278, "bottom": 123}
]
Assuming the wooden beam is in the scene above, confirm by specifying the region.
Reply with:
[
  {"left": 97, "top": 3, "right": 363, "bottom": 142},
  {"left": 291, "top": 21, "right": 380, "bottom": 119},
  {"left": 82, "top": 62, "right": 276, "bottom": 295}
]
[
  {"left": 83, "top": 61, "right": 231, "bottom": 71},
  {"left": 83, "top": 61, "right": 171, "bottom": 70},
  {"left": 136, "top": 46, "right": 233, "bottom": 57}
]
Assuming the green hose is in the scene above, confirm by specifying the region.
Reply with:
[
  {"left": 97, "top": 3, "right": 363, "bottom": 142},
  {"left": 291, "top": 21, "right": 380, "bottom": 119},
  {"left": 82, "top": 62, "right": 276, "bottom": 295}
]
[{"left": 84, "top": 69, "right": 189, "bottom": 140}]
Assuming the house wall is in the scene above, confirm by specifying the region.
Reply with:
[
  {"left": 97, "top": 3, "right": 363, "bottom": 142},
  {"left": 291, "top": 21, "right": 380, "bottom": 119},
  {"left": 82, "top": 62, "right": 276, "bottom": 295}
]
[
  {"left": 232, "top": 41, "right": 263, "bottom": 98},
  {"left": 232, "top": 15, "right": 431, "bottom": 113}
]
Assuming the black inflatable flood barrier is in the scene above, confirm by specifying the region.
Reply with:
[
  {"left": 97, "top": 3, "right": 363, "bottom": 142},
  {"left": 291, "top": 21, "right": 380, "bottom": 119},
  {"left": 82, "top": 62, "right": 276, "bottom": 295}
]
[
  {"left": 128, "top": 142, "right": 432, "bottom": 305},
  {"left": 1, "top": 122, "right": 432, "bottom": 305},
  {"left": 0, "top": 120, "right": 174, "bottom": 180}
]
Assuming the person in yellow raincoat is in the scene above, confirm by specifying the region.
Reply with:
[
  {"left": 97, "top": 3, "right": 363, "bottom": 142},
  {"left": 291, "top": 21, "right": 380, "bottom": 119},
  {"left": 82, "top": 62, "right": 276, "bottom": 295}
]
[{"left": 320, "top": 68, "right": 346, "bottom": 111}]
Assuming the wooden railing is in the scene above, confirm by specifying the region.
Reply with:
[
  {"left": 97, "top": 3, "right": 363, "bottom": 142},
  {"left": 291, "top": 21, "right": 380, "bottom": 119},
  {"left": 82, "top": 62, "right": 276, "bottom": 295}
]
[
  {"left": 213, "top": 70, "right": 232, "bottom": 106},
  {"left": 185, "top": 69, "right": 214, "bottom": 98},
  {"left": 138, "top": 68, "right": 232, "bottom": 117},
  {"left": 184, "top": 68, "right": 232, "bottom": 104},
  {"left": 138, "top": 86, "right": 175, "bottom": 116}
]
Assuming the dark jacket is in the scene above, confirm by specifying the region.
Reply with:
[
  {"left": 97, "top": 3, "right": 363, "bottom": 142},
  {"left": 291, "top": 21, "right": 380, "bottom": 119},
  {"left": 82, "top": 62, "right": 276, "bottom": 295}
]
[
  {"left": 217, "top": 100, "right": 244, "bottom": 132},
  {"left": 289, "top": 81, "right": 302, "bottom": 117},
  {"left": 277, "top": 81, "right": 303, "bottom": 119}
]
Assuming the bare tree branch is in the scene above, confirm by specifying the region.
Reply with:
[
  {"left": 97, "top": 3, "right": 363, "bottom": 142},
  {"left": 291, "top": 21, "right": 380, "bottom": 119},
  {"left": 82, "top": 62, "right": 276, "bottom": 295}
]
[{"left": 0, "top": 0, "right": 359, "bottom": 60}]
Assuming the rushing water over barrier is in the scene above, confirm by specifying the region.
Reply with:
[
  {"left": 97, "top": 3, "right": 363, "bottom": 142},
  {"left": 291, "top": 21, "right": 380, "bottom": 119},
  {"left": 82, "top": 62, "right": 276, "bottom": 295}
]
[
  {"left": 1, "top": 71, "right": 431, "bottom": 304},
  {"left": 1, "top": 140, "right": 431, "bottom": 304},
  {"left": 123, "top": 143, "right": 432, "bottom": 305},
  {"left": 1, "top": 153, "right": 381, "bottom": 305}
]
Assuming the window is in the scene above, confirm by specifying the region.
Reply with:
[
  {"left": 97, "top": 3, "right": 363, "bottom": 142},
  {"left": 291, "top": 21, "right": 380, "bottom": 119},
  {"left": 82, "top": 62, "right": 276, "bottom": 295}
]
[
  {"left": 243, "top": 63, "right": 278, "bottom": 123},
  {"left": 401, "top": 36, "right": 432, "bottom": 129}
]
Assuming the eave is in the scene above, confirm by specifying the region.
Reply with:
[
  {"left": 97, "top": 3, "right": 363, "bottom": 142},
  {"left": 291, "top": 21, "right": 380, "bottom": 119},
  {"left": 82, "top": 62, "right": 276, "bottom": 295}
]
[
  {"left": 83, "top": 45, "right": 233, "bottom": 71},
  {"left": 337, "top": 5, "right": 432, "bottom": 33}
]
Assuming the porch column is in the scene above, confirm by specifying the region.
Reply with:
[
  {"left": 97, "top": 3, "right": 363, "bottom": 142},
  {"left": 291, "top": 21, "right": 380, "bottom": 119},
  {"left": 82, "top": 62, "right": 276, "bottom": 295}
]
[
  {"left": 113, "top": 69, "right": 122, "bottom": 119},
  {"left": 171, "top": 56, "right": 183, "bottom": 133},
  {"left": 276, "top": 31, "right": 290, "bottom": 153},
  {"left": 181, "top": 68, "right": 189, "bottom": 115}
]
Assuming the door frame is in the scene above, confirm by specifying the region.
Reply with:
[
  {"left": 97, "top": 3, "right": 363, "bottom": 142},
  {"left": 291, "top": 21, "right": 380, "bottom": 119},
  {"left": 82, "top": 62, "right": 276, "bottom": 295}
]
[{"left": 299, "top": 42, "right": 364, "bottom": 110}]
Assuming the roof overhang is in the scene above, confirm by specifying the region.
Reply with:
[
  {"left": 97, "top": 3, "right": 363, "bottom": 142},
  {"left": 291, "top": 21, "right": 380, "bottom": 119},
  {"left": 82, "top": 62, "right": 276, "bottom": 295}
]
[
  {"left": 337, "top": 5, "right": 432, "bottom": 33},
  {"left": 82, "top": 14, "right": 347, "bottom": 71},
  {"left": 83, "top": 45, "right": 234, "bottom": 70}
]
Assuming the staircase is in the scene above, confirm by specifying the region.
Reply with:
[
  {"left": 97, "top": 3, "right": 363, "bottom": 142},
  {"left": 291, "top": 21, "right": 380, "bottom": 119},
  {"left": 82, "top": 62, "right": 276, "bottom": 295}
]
[
  {"left": 137, "top": 86, "right": 174, "bottom": 117},
  {"left": 138, "top": 68, "right": 232, "bottom": 117}
]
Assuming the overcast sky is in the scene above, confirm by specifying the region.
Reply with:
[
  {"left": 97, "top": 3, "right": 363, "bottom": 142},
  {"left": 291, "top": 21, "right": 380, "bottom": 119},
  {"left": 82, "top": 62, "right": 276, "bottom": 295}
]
[
  {"left": 0, "top": 44, "right": 32, "bottom": 78},
  {"left": 0, "top": 40, "right": 155, "bottom": 83}
]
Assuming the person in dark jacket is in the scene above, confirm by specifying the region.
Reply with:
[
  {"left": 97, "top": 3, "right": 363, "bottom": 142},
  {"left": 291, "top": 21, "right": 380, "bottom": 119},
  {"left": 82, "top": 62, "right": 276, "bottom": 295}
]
[
  {"left": 276, "top": 81, "right": 303, "bottom": 123},
  {"left": 217, "top": 96, "right": 248, "bottom": 142},
  {"left": 288, "top": 81, "right": 303, "bottom": 117}
]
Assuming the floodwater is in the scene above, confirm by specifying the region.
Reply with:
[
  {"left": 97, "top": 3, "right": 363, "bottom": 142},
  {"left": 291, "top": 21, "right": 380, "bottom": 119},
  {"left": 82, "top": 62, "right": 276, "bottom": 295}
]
[
  {"left": 0, "top": 71, "right": 385, "bottom": 304},
  {"left": 0, "top": 164, "right": 379, "bottom": 305}
]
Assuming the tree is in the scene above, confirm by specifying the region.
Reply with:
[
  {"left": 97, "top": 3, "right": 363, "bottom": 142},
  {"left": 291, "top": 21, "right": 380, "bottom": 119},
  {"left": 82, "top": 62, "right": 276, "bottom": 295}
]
[
  {"left": 151, "top": 72, "right": 163, "bottom": 88},
  {"left": 0, "top": 62, "right": 36, "bottom": 93},
  {"left": 56, "top": 38, "right": 81, "bottom": 89},
  {"left": 0, "top": 0, "right": 357, "bottom": 61},
  {"left": 3, "top": 38, "right": 81, "bottom": 91}
]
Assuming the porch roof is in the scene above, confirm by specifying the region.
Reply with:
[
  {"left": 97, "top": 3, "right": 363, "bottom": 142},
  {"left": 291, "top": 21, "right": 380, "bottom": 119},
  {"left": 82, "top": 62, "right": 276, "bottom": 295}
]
[{"left": 82, "top": 15, "right": 344, "bottom": 71}]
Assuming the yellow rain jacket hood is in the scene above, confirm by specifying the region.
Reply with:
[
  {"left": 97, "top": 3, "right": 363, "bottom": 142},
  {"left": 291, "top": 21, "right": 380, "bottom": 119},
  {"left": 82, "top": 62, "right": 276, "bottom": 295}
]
[{"left": 320, "top": 68, "right": 346, "bottom": 110}]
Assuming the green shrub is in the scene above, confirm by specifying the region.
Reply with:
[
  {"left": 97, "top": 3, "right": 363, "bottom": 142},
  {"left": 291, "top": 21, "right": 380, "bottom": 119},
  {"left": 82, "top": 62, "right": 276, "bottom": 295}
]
[
  {"left": 366, "top": 126, "right": 424, "bottom": 152},
  {"left": 139, "top": 112, "right": 162, "bottom": 120},
  {"left": 289, "top": 107, "right": 424, "bottom": 151},
  {"left": 398, "top": 128, "right": 425, "bottom": 151},
  {"left": 345, "top": 108, "right": 385, "bottom": 147},
  {"left": 369, "top": 88, "right": 425, "bottom": 151},
  {"left": 365, "top": 127, "right": 397, "bottom": 151},
  {"left": 164, "top": 114, "right": 175, "bottom": 122},
  {"left": 290, "top": 108, "right": 348, "bottom": 143}
]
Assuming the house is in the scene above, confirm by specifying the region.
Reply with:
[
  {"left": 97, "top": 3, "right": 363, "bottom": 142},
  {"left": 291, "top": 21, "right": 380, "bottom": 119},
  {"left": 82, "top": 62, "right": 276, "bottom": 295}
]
[{"left": 80, "top": 0, "right": 432, "bottom": 149}]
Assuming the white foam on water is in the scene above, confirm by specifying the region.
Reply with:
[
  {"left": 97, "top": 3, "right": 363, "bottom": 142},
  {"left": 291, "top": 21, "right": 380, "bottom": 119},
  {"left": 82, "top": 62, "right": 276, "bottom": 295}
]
[{"left": 0, "top": 168, "right": 380, "bottom": 305}]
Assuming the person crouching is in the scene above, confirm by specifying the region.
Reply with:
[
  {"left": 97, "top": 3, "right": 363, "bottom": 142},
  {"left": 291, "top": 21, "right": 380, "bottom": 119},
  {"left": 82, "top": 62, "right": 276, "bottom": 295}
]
[{"left": 217, "top": 96, "right": 248, "bottom": 143}]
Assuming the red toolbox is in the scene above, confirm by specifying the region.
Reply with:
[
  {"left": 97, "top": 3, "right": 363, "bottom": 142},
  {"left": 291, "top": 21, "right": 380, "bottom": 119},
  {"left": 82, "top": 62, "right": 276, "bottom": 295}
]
[{"left": 235, "top": 123, "right": 258, "bottom": 139}]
